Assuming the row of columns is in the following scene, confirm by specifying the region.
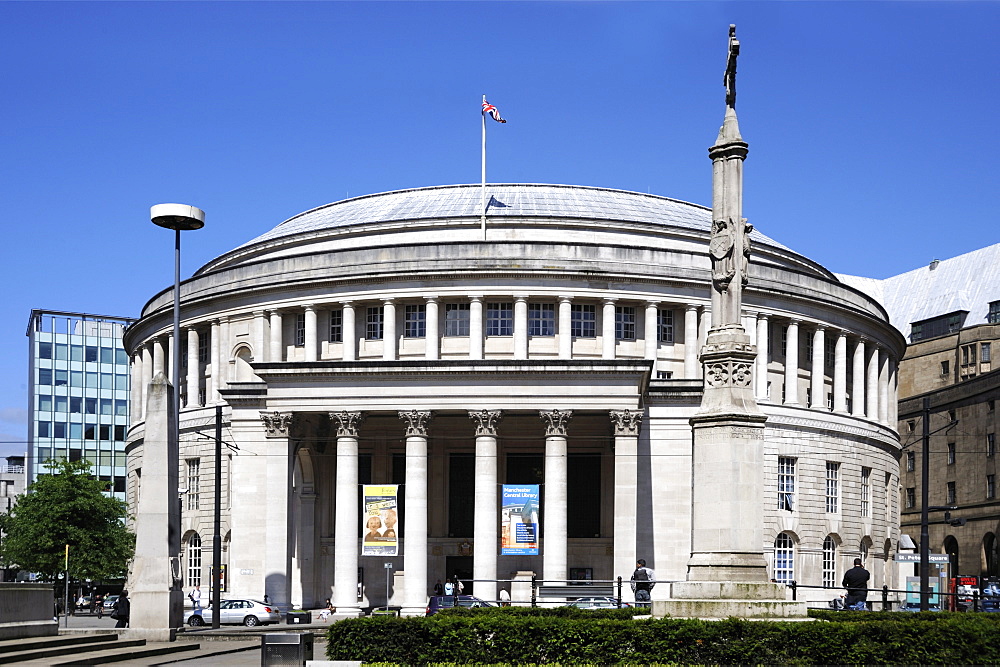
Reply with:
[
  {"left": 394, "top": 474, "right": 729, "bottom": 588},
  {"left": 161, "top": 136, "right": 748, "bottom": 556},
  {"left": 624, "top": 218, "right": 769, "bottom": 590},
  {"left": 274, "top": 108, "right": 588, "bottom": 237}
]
[{"left": 294, "top": 407, "right": 643, "bottom": 617}]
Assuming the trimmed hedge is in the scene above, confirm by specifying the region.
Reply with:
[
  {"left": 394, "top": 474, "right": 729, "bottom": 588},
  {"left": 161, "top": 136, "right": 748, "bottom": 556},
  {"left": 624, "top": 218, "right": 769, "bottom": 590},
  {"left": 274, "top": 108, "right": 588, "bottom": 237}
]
[{"left": 326, "top": 610, "right": 1000, "bottom": 664}]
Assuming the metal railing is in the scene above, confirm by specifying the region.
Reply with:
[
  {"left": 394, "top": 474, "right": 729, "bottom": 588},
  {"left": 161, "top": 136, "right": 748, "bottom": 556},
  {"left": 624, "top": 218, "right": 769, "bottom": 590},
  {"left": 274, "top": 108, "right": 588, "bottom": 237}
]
[{"left": 786, "top": 581, "right": 994, "bottom": 612}]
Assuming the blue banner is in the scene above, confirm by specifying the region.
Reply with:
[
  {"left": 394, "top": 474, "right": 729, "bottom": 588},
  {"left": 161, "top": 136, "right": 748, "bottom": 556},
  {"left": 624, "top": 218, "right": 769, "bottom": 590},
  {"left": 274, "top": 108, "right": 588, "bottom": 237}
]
[{"left": 501, "top": 484, "right": 539, "bottom": 555}]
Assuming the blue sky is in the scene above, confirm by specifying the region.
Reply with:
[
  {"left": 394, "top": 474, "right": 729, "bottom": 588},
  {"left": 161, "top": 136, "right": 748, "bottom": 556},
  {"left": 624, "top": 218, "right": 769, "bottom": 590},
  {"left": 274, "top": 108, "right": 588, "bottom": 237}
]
[{"left": 1, "top": 1, "right": 997, "bottom": 458}]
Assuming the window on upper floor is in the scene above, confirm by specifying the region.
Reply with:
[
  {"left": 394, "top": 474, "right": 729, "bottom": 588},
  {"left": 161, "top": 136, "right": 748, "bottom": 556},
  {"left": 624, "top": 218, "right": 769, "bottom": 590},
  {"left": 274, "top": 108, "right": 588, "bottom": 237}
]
[
  {"left": 486, "top": 302, "right": 513, "bottom": 336},
  {"left": 988, "top": 301, "right": 1000, "bottom": 324},
  {"left": 778, "top": 457, "right": 795, "bottom": 511},
  {"left": 329, "top": 309, "right": 343, "bottom": 343},
  {"left": 941, "top": 360, "right": 950, "bottom": 376},
  {"left": 294, "top": 313, "right": 305, "bottom": 347},
  {"left": 657, "top": 309, "right": 674, "bottom": 343},
  {"left": 366, "top": 307, "right": 383, "bottom": 340},
  {"left": 615, "top": 306, "right": 636, "bottom": 341},
  {"left": 861, "top": 467, "right": 871, "bottom": 518},
  {"left": 946, "top": 481, "right": 956, "bottom": 505},
  {"left": 905, "top": 487, "right": 916, "bottom": 508},
  {"left": 198, "top": 331, "right": 208, "bottom": 363},
  {"left": 948, "top": 442, "right": 956, "bottom": 465},
  {"left": 404, "top": 304, "right": 426, "bottom": 338},
  {"left": 822, "top": 536, "right": 837, "bottom": 588},
  {"left": 906, "top": 451, "right": 915, "bottom": 472},
  {"left": 983, "top": 342, "right": 992, "bottom": 364},
  {"left": 826, "top": 462, "right": 840, "bottom": 513},
  {"left": 655, "top": 370, "right": 673, "bottom": 379},
  {"left": 773, "top": 533, "right": 795, "bottom": 583},
  {"left": 989, "top": 474, "right": 996, "bottom": 500},
  {"left": 988, "top": 433, "right": 996, "bottom": 458},
  {"left": 445, "top": 303, "right": 470, "bottom": 337},
  {"left": 910, "top": 311, "right": 969, "bottom": 342},
  {"left": 528, "top": 303, "right": 555, "bottom": 337},
  {"left": 571, "top": 304, "right": 596, "bottom": 338}
]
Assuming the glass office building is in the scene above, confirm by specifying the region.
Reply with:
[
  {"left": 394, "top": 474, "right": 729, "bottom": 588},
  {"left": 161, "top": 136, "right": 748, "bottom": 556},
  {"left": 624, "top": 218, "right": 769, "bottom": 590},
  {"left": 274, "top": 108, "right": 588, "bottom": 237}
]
[{"left": 26, "top": 310, "right": 135, "bottom": 498}]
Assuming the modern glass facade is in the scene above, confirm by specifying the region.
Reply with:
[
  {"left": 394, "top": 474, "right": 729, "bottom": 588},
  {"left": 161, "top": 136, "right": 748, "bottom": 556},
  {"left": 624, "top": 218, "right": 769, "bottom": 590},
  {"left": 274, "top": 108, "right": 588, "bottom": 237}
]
[{"left": 26, "top": 310, "right": 135, "bottom": 498}]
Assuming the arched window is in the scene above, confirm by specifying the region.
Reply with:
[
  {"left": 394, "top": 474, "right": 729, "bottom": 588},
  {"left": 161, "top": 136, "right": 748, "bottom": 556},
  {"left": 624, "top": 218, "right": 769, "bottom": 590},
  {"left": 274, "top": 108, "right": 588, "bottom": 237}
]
[
  {"left": 984, "top": 533, "right": 999, "bottom": 577},
  {"left": 774, "top": 533, "right": 795, "bottom": 583},
  {"left": 944, "top": 536, "right": 959, "bottom": 574},
  {"left": 187, "top": 533, "right": 202, "bottom": 587},
  {"left": 822, "top": 536, "right": 837, "bottom": 588}
]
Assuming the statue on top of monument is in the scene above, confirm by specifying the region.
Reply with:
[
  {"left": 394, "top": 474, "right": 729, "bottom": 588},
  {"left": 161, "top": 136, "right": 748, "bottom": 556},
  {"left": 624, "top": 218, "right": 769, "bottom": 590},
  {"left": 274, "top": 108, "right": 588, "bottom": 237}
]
[{"left": 724, "top": 24, "right": 739, "bottom": 109}]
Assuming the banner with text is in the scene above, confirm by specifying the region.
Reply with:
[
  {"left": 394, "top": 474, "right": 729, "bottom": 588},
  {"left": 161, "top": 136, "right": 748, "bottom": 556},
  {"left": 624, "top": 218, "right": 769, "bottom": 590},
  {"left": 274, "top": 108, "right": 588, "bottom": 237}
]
[
  {"left": 501, "top": 484, "right": 539, "bottom": 555},
  {"left": 362, "top": 485, "right": 399, "bottom": 557}
]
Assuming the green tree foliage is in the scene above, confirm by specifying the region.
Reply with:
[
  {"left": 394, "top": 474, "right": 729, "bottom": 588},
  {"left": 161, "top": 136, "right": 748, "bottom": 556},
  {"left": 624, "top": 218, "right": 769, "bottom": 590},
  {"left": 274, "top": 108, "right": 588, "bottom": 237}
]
[{"left": 0, "top": 459, "right": 134, "bottom": 581}]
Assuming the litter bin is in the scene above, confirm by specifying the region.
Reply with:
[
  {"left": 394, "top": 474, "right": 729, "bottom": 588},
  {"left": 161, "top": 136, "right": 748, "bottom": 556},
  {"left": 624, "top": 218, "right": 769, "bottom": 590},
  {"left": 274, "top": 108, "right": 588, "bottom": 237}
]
[{"left": 261, "top": 633, "right": 314, "bottom": 666}]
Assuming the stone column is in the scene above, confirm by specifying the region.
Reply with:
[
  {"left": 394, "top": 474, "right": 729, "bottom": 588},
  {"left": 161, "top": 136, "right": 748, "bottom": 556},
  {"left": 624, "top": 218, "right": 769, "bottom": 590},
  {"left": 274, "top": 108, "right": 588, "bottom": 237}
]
[
  {"left": 185, "top": 327, "right": 200, "bottom": 409},
  {"left": 342, "top": 302, "right": 356, "bottom": 361},
  {"left": 513, "top": 295, "right": 529, "bottom": 360},
  {"left": 877, "top": 348, "right": 889, "bottom": 424},
  {"left": 425, "top": 297, "right": 439, "bottom": 360},
  {"left": 131, "top": 353, "right": 144, "bottom": 417},
  {"left": 783, "top": 320, "right": 799, "bottom": 406},
  {"left": 219, "top": 317, "right": 230, "bottom": 388},
  {"left": 469, "top": 296, "right": 484, "bottom": 360},
  {"left": 152, "top": 337, "right": 165, "bottom": 376},
  {"left": 755, "top": 314, "right": 769, "bottom": 401},
  {"left": 210, "top": 319, "right": 221, "bottom": 403},
  {"left": 833, "top": 331, "right": 848, "bottom": 413},
  {"left": 469, "top": 410, "right": 500, "bottom": 596},
  {"left": 269, "top": 310, "right": 283, "bottom": 362},
  {"left": 292, "top": 478, "right": 317, "bottom": 609},
  {"left": 258, "top": 411, "right": 295, "bottom": 611},
  {"left": 167, "top": 333, "right": 175, "bottom": 385},
  {"left": 382, "top": 299, "right": 397, "bottom": 361},
  {"left": 866, "top": 344, "right": 879, "bottom": 420},
  {"left": 684, "top": 305, "right": 699, "bottom": 378},
  {"left": 602, "top": 298, "right": 617, "bottom": 359},
  {"left": 253, "top": 310, "right": 266, "bottom": 363},
  {"left": 611, "top": 410, "right": 642, "bottom": 591},
  {"left": 540, "top": 410, "right": 571, "bottom": 584},
  {"left": 558, "top": 296, "right": 573, "bottom": 359},
  {"left": 141, "top": 344, "right": 153, "bottom": 420},
  {"left": 644, "top": 302, "right": 659, "bottom": 361},
  {"left": 851, "top": 338, "right": 866, "bottom": 417},
  {"left": 697, "top": 307, "right": 710, "bottom": 378},
  {"left": 810, "top": 326, "right": 826, "bottom": 409},
  {"left": 331, "top": 411, "right": 364, "bottom": 616},
  {"left": 889, "top": 358, "right": 899, "bottom": 426},
  {"left": 304, "top": 304, "right": 318, "bottom": 362},
  {"left": 399, "top": 410, "right": 431, "bottom": 616}
]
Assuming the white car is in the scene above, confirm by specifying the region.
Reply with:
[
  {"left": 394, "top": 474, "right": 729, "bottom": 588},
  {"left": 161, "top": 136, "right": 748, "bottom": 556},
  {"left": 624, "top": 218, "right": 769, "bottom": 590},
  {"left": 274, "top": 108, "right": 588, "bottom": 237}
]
[
  {"left": 569, "top": 596, "right": 631, "bottom": 610},
  {"left": 185, "top": 599, "right": 282, "bottom": 626}
]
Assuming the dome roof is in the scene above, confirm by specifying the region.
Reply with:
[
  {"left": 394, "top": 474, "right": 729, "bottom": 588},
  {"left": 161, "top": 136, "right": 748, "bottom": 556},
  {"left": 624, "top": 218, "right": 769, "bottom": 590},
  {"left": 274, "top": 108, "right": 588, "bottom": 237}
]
[{"left": 234, "top": 183, "right": 788, "bottom": 251}]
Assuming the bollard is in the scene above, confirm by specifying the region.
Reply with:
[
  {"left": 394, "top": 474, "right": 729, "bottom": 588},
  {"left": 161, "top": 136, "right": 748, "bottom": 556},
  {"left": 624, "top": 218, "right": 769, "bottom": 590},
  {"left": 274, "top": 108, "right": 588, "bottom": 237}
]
[{"left": 882, "top": 585, "right": 889, "bottom": 611}]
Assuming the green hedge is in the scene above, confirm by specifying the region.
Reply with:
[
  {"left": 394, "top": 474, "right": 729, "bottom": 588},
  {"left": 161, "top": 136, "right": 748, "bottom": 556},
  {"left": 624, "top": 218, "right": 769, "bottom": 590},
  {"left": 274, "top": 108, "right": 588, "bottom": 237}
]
[{"left": 326, "top": 612, "right": 1000, "bottom": 664}]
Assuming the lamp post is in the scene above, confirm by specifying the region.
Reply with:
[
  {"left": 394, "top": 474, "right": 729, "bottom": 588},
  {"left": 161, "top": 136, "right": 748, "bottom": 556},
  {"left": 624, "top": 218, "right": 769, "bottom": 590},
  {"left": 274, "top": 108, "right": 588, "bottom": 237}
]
[
  {"left": 150, "top": 203, "right": 204, "bottom": 610},
  {"left": 919, "top": 396, "right": 959, "bottom": 611}
]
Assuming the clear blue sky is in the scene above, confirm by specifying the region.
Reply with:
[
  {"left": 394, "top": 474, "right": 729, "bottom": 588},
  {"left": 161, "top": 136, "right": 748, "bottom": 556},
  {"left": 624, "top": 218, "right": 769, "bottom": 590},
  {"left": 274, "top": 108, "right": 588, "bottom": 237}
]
[{"left": 1, "top": 1, "right": 997, "bottom": 458}]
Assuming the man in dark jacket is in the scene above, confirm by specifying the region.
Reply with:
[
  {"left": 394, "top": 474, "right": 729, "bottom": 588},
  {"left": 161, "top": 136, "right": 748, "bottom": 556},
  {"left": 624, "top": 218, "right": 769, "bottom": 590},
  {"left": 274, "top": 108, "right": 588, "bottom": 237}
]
[
  {"left": 113, "top": 590, "right": 130, "bottom": 628},
  {"left": 842, "top": 558, "right": 870, "bottom": 609},
  {"left": 631, "top": 559, "right": 656, "bottom": 607}
]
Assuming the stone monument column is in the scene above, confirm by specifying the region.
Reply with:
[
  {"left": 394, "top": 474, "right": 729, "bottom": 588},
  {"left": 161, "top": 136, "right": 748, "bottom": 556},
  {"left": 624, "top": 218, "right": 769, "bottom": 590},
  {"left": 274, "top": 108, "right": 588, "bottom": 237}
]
[
  {"left": 540, "top": 409, "right": 571, "bottom": 584},
  {"left": 185, "top": 327, "right": 200, "bottom": 408},
  {"left": 304, "top": 304, "right": 318, "bottom": 362},
  {"left": 259, "top": 411, "right": 294, "bottom": 611},
  {"left": 684, "top": 305, "right": 699, "bottom": 377},
  {"left": 661, "top": 25, "right": 803, "bottom": 619},
  {"left": 610, "top": 409, "right": 642, "bottom": 590},
  {"left": 469, "top": 296, "right": 484, "bottom": 360},
  {"left": 425, "top": 297, "right": 440, "bottom": 360},
  {"left": 469, "top": 409, "right": 500, "bottom": 595},
  {"left": 399, "top": 410, "right": 432, "bottom": 616},
  {"left": 331, "top": 411, "right": 364, "bottom": 617}
]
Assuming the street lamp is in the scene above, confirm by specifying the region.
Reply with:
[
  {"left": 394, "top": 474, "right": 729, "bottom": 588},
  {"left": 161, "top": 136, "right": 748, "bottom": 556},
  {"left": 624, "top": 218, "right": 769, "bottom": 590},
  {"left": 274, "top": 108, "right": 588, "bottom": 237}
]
[
  {"left": 150, "top": 203, "right": 204, "bottom": 619},
  {"left": 919, "top": 396, "right": 959, "bottom": 611}
]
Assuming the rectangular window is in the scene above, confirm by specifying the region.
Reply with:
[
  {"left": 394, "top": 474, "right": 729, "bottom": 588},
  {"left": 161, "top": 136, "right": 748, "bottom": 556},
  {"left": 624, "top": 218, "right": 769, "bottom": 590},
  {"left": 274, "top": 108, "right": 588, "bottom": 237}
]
[
  {"left": 528, "top": 303, "right": 555, "bottom": 336},
  {"left": 486, "top": 302, "right": 513, "bottom": 336},
  {"left": 826, "top": 462, "right": 840, "bottom": 513},
  {"left": 988, "top": 433, "right": 996, "bottom": 458},
  {"left": 822, "top": 538, "right": 837, "bottom": 589},
  {"left": 85, "top": 346, "right": 98, "bottom": 363},
  {"left": 448, "top": 453, "right": 475, "bottom": 537},
  {"left": 861, "top": 467, "right": 871, "bottom": 518},
  {"left": 329, "top": 309, "right": 343, "bottom": 342},
  {"left": 366, "top": 307, "right": 383, "bottom": 340},
  {"left": 294, "top": 313, "right": 305, "bottom": 347},
  {"left": 37, "top": 421, "right": 50, "bottom": 437},
  {"left": 445, "top": 303, "right": 470, "bottom": 337},
  {"left": 54, "top": 370, "right": 68, "bottom": 387},
  {"left": 781, "top": 328, "right": 788, "bottom": 357},
  {"left": 983, "top": 343, "right": 992, "bottom": 363},
  {"left": 70, "top": 397, "right": 82, "bottom": 413},
  {"left": 571, "top": 304, "right": 596, "bottom": 338},
  {"left": 656, "top": 370, "right": 673, "bottom": 379},
  {"left": 778, "top": 457, "right": 795, "bottom": 511},
  {"left": 905, "top": 487, "right": 916, "bottom": 508},
  {"left": 615, "top": 306, "right": 636, "bottom": 341},
  {"left": 906, "top": 451, "right": 915, "bottom": 472},
  {"left": 404, "top": 304, "right": 426, "bottom": 338},
  {"left": 53, "top": 421, "right": 65, "bottom": 438},
  {"left": 948, "top": 442, "right": 956, "bottom": 465},
  {"left": 186, "top": 459, "right": 200, "bottom": 511},
  {"left": 38, "top": 342, "right": 52, "bottom": 359},
  {"left": 946, "top": 481, "right": 956, "bottom": 505},
  {"left": 941, "top": 360, "right": 950, "bottom": 376},
  {"left": 38, "top": 395, "right": 52, "bottom": 412},
  {"left": 198, "top": 332, "right": 208, "bottom": 363},
  {"left": 825, "top": 341, "right": 835, "bottom": 370},
  {"left": 38, "top": 368, "right": 52, "bottom": 385},
  {"left": 657, "top": 309, "right": 674, "bottom": 343},
  {"left": 989, "top": 474, "right": 997, "bottom": 500},
  {"left": 989, "top": 301, "right": 1000, "bottom": 325},
  {"left": 805, "top": 335, "right": 813, "bottom": 365}
]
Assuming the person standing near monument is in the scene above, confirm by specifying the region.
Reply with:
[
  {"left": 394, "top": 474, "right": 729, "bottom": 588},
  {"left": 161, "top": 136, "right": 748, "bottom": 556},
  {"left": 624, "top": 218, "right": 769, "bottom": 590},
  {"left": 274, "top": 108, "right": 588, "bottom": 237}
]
[
  {"left": 189, "top": 584, "right": 202, "bottom": 611},
  {"left": 631, "top": 559, "right": 656, "bottom": 607},
  {"left": 842, "top": 558, "right": 870, "bottom": 610}
]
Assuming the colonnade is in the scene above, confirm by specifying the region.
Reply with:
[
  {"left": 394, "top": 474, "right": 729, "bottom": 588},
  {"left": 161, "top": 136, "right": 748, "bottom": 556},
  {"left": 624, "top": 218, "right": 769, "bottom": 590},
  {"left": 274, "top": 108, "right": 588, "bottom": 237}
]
[{"left": 130, "top": 297, "right": 898, "bottom": 429}]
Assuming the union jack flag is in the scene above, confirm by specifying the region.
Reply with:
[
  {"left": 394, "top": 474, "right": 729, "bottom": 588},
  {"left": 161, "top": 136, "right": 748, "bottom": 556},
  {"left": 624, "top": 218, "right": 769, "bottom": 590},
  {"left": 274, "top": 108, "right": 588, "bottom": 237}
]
[{"left": 482, "top": 99, "right": 506, "bottom": 123}]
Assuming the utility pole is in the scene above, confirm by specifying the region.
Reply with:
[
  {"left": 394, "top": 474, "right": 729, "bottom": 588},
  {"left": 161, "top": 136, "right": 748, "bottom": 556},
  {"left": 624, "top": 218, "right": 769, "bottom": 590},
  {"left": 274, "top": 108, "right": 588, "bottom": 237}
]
[{"left": 920, "top": 397, "right": 931, "bottom": 611}]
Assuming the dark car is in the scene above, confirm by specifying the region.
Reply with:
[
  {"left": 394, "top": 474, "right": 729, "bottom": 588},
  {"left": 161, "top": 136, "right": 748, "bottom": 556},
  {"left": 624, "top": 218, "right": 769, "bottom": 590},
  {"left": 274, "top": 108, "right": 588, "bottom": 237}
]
[{"left": 425, "top": 595, "right": 496, "bottom": 616}]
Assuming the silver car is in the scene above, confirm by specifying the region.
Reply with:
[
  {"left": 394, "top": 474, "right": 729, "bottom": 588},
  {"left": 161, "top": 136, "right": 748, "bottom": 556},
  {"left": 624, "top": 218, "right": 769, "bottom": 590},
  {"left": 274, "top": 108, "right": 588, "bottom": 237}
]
[
  {"left": 569, "top": 596, "right": 631, "bottom": 609},
  {"left": 186, "top": 599, "right": 282, "bottom": 626}
]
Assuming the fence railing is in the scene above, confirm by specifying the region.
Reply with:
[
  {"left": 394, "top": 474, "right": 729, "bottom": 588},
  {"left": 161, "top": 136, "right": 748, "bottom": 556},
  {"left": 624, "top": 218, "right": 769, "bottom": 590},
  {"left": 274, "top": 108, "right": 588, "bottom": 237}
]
[{"left": 786, "top": 581, "right": 993, "bottom": 612}]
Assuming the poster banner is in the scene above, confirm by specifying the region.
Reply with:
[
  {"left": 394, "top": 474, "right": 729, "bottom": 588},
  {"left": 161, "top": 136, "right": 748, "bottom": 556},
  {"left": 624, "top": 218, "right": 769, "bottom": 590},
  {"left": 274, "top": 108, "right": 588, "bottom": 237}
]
[
  {"left": 501, "top": 484, "right": 539, "bottom": 555},
  {"left": 362, "top": 485, "right": 399, "bottom": 557}
]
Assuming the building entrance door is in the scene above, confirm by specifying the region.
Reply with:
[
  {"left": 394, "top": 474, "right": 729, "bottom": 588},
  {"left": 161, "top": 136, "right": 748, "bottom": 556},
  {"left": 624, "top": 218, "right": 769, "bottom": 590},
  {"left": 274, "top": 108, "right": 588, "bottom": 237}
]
[{"left": 446, "top": 556, "right": 474, "bottom": 596}]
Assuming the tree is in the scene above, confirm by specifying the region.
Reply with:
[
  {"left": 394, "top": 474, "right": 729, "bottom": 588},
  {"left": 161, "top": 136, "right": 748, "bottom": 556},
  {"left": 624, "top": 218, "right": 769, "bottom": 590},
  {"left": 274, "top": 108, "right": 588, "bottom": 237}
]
[{"left": 0, "top": 459, "right": 134, "bottom": 582}]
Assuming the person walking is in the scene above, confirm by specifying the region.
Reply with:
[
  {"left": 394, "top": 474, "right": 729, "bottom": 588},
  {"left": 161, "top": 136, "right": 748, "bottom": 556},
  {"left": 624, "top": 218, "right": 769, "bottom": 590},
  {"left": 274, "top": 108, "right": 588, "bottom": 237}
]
[
  {"left": 95, "top": 594, "right": 104, "bottom": 619},
  {"left": 112, "top": 590, "right": 130, "bottom": 628},
  {"left": 842, "top": 558, "right": 870, "bottom": 610},
  {"left": 631, "top": 559, "right": 656, "bottom": 607},
  {"left": 189, "top": 584, "right": 202, "bottom": 611}
]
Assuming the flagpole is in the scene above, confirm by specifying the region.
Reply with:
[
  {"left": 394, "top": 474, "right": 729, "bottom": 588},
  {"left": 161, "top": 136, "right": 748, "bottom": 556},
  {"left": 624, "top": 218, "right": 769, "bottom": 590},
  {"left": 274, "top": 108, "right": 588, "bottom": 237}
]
[{"left": 481, "top": 94, "right": 487, "bottom": 240}]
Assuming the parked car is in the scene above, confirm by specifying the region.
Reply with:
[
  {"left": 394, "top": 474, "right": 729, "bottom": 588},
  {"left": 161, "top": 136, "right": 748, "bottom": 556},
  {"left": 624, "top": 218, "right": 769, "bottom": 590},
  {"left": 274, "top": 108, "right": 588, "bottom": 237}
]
[
  {"left": 569, "top": 596, "right": 631, "bottom": 610},
  {"left": 425, "top": 595, "right": 496, "bottom": 616},
  {"left": 896, "top": 602, "right": 942, "bottom": 612},
  {"left": 185, "top": 599, "right": 282, "bottom": 626},
  {"left": 103, "top": 595, "right": 119, "bottom": 610}
]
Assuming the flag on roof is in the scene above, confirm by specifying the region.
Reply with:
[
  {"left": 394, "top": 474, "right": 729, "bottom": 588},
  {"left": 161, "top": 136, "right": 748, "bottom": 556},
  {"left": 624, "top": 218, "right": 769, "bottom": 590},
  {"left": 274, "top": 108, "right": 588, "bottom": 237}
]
[{"left": 482, "top": 99, "right": 506, "bottom": 123}]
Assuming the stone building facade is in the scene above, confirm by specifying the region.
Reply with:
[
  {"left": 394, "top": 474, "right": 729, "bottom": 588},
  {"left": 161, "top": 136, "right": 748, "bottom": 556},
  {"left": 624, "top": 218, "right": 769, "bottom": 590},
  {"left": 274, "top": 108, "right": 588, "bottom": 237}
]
[{"left": 123, "top": 183, "right": 905, "bottom": 612}]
